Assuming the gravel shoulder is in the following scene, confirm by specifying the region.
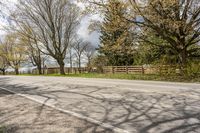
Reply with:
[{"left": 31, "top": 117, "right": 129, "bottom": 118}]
[{"left": 0, "top": 89, "right": 112, "bottom": 133}]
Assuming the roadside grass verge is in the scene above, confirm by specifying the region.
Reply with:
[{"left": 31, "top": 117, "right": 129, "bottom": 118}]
[
  {"left": 0, "top": 126, "right": 14, "bottom": 133},
  {"left": 0, "top": 126, "right": 4, "bottom": 133},
  {"left": 16, "top": 73, "right": 200, "bottom": 83}
]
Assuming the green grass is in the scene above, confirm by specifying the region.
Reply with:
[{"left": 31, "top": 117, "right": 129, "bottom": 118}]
[
  {"left": 0, "top": 126, "right": 6, "bottom": 133},
  {"left": 17, "top": 73, "right": 200, "bottom": 83}
]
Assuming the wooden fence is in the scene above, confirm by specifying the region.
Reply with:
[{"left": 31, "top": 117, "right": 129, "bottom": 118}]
[
  {"left": 3, "top": 65, "right": 180, "bottom": 75},
  {"left": 32, "top": 67, "right": 89, "bottom": 74},
  {"left": 32, "top": 66, "right": 146, "bottom": 75},
  {"left": 103, "top": 65, "right": 180, "bottom": 75},
  {"left": 103, "top": 66, "right": 145, "bottom": 74}
]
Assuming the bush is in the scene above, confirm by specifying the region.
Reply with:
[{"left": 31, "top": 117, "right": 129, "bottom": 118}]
[{"left": 185, "top": 61, "right": 200, "bottom": 78}]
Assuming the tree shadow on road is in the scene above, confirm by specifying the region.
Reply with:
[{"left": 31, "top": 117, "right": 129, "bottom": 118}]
[
  {"left": 0, "top": 77, "right": 200, "bottom": 133},
  {"left": 0, "top": 77, "right": 114, "bottom": 133}
]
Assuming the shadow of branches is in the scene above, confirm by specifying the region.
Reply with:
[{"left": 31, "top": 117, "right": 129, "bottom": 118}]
[{"left": 0, "top": 77, "right": 200, "bottom": 133}]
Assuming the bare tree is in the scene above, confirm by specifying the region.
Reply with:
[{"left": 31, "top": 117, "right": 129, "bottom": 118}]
[
  {"left": 83, "top": 43, "right": 96, "bottom": 72},
  {"left": 16, "top": 0, "right": 79, "bottom": 75},
  {"left": 8, "top": 12, "right": 48, "bottom": 75},
  {"left": 66, "top": 43, "right": 75, "bottom": 72},
  {"left": 73, "top": 39, "right": 89, "bottom": 73},
  {"left": 23, "top": 35, "right": 44, "bottom": 75}
]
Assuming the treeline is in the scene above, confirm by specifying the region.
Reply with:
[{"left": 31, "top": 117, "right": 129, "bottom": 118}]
[{"left": 0, "top": 0, "right": 200, "bottom": 76}]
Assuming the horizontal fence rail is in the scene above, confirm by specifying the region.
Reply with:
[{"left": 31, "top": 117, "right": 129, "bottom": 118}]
[
  {"left": 103, "top": 66, "right": 145, "bottom": 74},
  {"left": 32, "top": 67, "right": 89, "bottom": 74},
  {"left": 2, "top": 65, "right": 182, "bottom": 75}
]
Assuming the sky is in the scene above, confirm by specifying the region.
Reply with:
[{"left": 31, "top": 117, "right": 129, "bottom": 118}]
[{"left": 0, "top": 0, "right": 101, "bottom": 46}]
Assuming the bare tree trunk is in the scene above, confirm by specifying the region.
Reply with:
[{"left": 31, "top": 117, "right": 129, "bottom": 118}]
[
  {"left": 87, "top": 57, "right": 91, "bottom": 73},
  {"left": 0, "top": 68, "right": 6, "bottom": 75},
  {"left": 15, "top": 68, "right": 19, "bottom": 75},
  {"left": 2, "top": 69, "right": 6, "bottom": 75},
  {"left": 181, "top": 48, "right": 187, "bottom": 66},
  {"left": 78, "top": 57, "right": 81, "bottom": 73},
  {"left": 42, "top": 59, "right": 45, "bottom": 74},
  {"left": 58, "top": 60, "right": 65, "bottom": 75},
  {"left": 70, "top": 50, "right": 73, "bottom": 73},
  {"left": 37, "top": 64, "right": 42, "bottom": 75},
  {"left": 179, "top": 47, "right": 187, "bottom": 75}
]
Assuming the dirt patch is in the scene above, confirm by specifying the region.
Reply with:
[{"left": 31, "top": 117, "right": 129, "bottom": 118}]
[{"left": 0, "top": 92, "right": 113, "bottom": 133}]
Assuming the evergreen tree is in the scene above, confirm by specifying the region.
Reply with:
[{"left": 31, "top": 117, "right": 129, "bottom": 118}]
[{"left": 99, "top": 0, "right": 135, "bottom": 66}]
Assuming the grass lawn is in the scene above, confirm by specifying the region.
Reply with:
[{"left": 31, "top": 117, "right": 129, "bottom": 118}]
[{"left": 17, "top": 73, "right": 200, "bottom": 83}]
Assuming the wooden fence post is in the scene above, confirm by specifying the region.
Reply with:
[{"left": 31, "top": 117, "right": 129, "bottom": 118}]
[
  {"left": 142, "top": 66, "right": 144, "bottom": 74},
  {"left": 126, "top": 66, "right": 128, "bottom": 74},
  {"left": 112, "top": 66, "right": 115, "bottom": 74}
]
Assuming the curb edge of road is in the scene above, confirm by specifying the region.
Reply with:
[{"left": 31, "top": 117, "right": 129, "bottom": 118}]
[{"left": 0, "top": 86, "right": 130, "bottom": 133}]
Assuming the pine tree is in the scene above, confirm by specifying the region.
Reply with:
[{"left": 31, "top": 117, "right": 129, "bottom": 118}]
[{"left": 99, "top": 0, "right": 135, "bottom": 66}]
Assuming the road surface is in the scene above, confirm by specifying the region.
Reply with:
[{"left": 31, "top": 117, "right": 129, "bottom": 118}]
[{"left": 0, "top": 76, "right": 200, "bottom": 133}]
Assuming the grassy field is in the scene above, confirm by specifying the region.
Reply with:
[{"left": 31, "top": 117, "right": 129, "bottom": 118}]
[{"left": 17, "top": 73, "right": 200, "bottom": 83}]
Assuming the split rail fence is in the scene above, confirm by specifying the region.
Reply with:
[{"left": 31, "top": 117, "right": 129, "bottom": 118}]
[
  {"left": 103, "top": 66, "right": 145, "bottom": 74},
  {"left": 4, "top": 65, "right": 180, "bottom": 75}
]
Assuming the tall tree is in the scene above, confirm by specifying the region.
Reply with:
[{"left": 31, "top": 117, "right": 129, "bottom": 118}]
[
  {"left": 73, "top": 39, "right": 88, "bottom": 73},
  {"left": 99, "top": 0, "right": 135, "bottom": 66},
  {"left": 2, "top": 33, "right": 26, "bottom": 75},
  {"left": 129, "top": 0, "right": 200, "bottom": 69},
  {"left": 6, "top": 21, "right": 45, "bottom": 74},
  {"left": 66, "top": 43, "right": 75, "bottom": 72},
  {"left": 10, "top": 18, "right": 45, "bottom": 74},
  {"left": 9, "top": 14, "right": 47, "bottom": 75},
  {"left": 84, "top": 42, "right": 96, "bottom": 71},
  {"left": 16, "top": 0, "right": 79, "bottom": 75},
  {"left": 21, "top": 33, "right": 44, "bottom": 75}
]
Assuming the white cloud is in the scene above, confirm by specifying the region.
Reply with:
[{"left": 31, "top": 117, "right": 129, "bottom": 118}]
[{"left": 77, "top": 14, "right": 102, "bottom": 46}]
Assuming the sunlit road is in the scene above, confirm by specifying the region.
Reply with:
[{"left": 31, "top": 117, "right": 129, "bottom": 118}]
[{"left": 0, "top": 76, "right": 200, "bottom": 133}]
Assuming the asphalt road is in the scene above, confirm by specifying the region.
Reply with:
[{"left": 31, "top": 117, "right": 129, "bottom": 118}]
[
  {"left": 0, "top": 89, "right": 110, "bottom": 133},
  {"left": 0, "top": 76, "right": 200, "bottom": 133}
]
